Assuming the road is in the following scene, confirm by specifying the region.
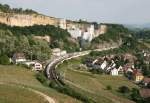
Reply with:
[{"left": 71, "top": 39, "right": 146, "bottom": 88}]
[{"left": 45, "top": 46, "right": 119, "bottom": 80}]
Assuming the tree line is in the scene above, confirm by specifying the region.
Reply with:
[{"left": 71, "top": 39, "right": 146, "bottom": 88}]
[{"left": 0, "top": 3, "right": 37, "bottom": 14}]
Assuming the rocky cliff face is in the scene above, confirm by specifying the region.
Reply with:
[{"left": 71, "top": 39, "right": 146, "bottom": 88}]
[{"left": 0, "top": 13, "right": 59, "bottom": 27}]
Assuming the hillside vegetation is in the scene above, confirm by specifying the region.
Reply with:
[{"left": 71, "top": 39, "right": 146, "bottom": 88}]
[
  {"left": 0, "top": 23, "right": 80, "bottom": 61},
  {"left": 92, "top": 24, "right": 129, "bottom": 43}
]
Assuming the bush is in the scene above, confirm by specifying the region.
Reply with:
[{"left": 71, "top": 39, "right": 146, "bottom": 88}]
[
  {"left": 106, "top": 85, "right": 112, "bottom": 90},
  {"left": 118, "top": 86, "right": 130, "bottom": 94},
  {"left": 130, "top": 88, "right": 143, "bottom": 102},
  {"left": 0, "top": 54, "right": 10, "bottom": 65},
  {"left": 89, "top": 69, "right": 104, "bottom": 74},
  {"left": 36, "top": 73, "right": 49, "bottom": 86},
  {"left": 49, "top": 81, "right": 95, "bottom": 103}
]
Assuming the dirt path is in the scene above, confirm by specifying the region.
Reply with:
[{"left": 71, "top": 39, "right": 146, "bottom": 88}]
[
  {"left": 0, "top": 82, "right": 55, "bottom": 103},
  {"left": 28, "top": 88, "right": 55, "bottom": 103}
]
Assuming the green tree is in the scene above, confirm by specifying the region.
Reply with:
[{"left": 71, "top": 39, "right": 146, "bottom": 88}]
[
  {"left": 0, "top": 29, "right": 16, "bottom": 55},
  {"left": 130, "top": 88, "right": 143, "bottom": 102},
  {"left": 106, "top": 85, "right": 112, "bottom": 90},
  {"left": 118, "top": 86, "right": 130, "bottom": 93},
  {"left": 0, "top": 54, "right": 10, "bottom": 65},
  {"left": 16, "top": 35, "right": 30, "bottom": 52},
  {"left": 31, "top": 39, "right": 51, "bottom": 61}
]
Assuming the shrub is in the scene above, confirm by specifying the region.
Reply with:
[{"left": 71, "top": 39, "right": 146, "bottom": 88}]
[
  {"left": 130, "top": 88, "right": 142, "bottom": 102},
  {"left": 118, "top": 86, "right": 130, "bottom": 93},
  {"left": 36, "top": 73, "right": 49, "bottom": 86},
  {"left": 49, "top": 81, "right": 95, "bottom": 103},
  {"left": 0, "top": 54, "right": 10, "bottom": 65},
  {"left": 89, "top": 69, "right": 104, "bottom": 74},
  {"left": 106, "top": 85, "right": 112, "bottom": 90}
]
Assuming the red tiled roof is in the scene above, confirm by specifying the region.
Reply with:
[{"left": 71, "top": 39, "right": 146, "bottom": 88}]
[{"left": 133, "top": 69, "right": 143, "bottom": 76}]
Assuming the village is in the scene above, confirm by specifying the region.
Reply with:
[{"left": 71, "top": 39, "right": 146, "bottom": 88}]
[
  {"left": 79, "top": 50, "right": 150, "bottom": 97},
  {"left": 84, "top": 51, "right": 150, "bottom": 80}
]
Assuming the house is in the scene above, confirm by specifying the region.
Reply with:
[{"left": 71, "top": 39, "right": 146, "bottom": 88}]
[
  {"left": 143, "top": 78, "right": 150, "bottom": 86},
  {"left": 133, "top": 69, "right": 144, "bottom": 83},
  {"left": 111, "top": 62, "right": 116, "bottom": 68},
  {"left": 92, "top": 59, "right": 98, "bottom": 64},
  {"left": 106, "top": 60, "right": 116, "bottom": 71},
  {"left": 111, "top": 68, "right": 118, "bottom": 76},
  {"left": 118, "top": 66, "right": 124, "bottom": 75},
  {"left": 126, "top": 68, "right": 133, "bottom": 73},
  {"left": 12, "top": 53, "right": 26, "bottom": 64},
  {"left": 32, "top": 62, "right": 43, "bottom": 71},
  {"left": 123, "top": 63, "right": 134, "bottom": 73},
  {"left": 100, "top": 60, "right": 107, "bottom": 70}
]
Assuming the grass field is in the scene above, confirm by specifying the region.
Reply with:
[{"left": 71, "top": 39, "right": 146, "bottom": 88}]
[
  {"left": 0, "top": 65, "right": 81, "bottom": 103},
  {"left": 0, "top": 84, "right": 47, "bottom": 103},
  {"left": 57, "top": 58, "right": 139, "bottom": 103}
]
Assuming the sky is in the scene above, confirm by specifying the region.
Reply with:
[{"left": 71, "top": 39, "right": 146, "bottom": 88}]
[{"left": 0, "top": 0, "right": 149, "bottom": 24}]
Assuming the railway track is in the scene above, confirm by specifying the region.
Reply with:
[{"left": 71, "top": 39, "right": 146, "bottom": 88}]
[{"left": 45, "top": 46, "right": 119, "bottom": 84}]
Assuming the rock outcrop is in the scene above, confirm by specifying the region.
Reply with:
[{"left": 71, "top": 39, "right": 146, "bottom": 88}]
[
  {"left": 0, "top": 12, "right": 107, "bottom": 41},
  {"left": 0, "top": 13, "right": 59, "bottom": 27}
]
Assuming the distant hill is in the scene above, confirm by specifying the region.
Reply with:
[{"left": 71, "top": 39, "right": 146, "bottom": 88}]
[{"left": 125, "top": 23, "right": 150, "bottom": 30}]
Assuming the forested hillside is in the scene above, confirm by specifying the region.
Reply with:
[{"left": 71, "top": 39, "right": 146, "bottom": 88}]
[{"left": 0, "top": 23, "right": 80, "bottom": 61}]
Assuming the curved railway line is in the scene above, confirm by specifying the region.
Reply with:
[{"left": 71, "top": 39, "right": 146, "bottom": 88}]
[{"left": 45, "top": 46, "right": 119, "bottom": 83}]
